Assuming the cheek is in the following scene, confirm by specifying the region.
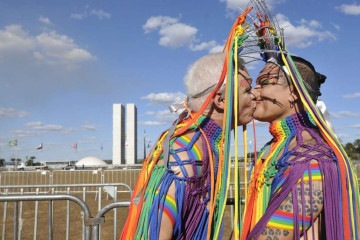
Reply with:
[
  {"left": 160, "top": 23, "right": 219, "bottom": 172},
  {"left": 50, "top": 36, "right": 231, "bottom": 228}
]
[{"left": 238, "top": 94, "right": 251, "bottom": 109}]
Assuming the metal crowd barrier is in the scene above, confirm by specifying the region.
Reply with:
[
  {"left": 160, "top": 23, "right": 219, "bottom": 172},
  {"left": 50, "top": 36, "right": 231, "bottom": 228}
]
[
  {"left": 0, "top": 183, "right": 132, "bottom": 240},
  {"left": 0, "top": 167, "right": 359, "bottom": 239},
  {"left": 0, "top": 194, "right": 131, "bottom": 240}
]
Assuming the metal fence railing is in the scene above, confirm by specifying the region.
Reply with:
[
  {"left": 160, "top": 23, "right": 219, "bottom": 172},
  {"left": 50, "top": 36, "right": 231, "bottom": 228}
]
[
  {"left": 0, "top": 193, "right": 130, "bottom": 240},
  {"left": 1, "top": 167, "right": 359, "bottom": 239},
  {"left": 0, "top": 169, "right": 140, "bottom": 194},
  {"left": 0, "top": 183, "right": 132, "bottom": 240}
]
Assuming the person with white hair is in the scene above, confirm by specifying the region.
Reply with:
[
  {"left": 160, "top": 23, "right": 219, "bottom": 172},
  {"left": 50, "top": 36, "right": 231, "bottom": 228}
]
[{"left": 120, "top": 52, "right": 257, "bottom": 239}]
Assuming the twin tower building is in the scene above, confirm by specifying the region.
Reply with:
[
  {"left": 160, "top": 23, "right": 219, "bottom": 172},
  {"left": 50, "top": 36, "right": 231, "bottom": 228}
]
[{"left": 112, "top": 103, "right": 137, "bottom": 165}]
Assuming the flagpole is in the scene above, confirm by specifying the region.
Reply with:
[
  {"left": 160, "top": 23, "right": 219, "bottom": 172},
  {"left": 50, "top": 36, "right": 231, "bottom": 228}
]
[{"left": 15, "top": 146, "right": 18, "bottom": 171}]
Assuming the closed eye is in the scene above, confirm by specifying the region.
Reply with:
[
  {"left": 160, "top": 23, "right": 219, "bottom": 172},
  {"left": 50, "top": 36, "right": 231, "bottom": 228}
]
[
  {"left": 244, "top": 86, "right": 252, "bottom": 93},
  {"left": 259, "top": 79, "right": 273, "bottom": 87}
]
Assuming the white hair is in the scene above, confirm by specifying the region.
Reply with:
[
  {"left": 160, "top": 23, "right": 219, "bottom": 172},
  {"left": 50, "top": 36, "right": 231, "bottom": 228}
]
[
  {"left": 184, "top": 52, "right": 226, "bottom": 112},
  {"left": 184, "top": 52, "right": 245, "bottom": 112}
]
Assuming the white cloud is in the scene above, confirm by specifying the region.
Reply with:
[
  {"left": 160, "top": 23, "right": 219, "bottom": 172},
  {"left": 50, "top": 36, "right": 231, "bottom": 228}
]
[
  {"left": 141, "top": 109, "right": 178, "bottom": 126},
  {"left": 139, "top": 120, "right": 168, "bottom": 126},
  {"left": 219, "top": 0, "right": 278, "bottom": 13},
  {"left": 141, "top": 92, "right": 186, "bottom": 106},
  {"left": 0, "top": 25, "right": 95, "bottom": 67},
  {"left": 25, "top": 121, "right": 73, "bottom": 133},
  {"left": 71, "top": 8, "right": 111, "bottom": 20},
  {"left": 190, "top": 40, "right": 217, "bottom": 51},
  {"left": 0, "top": 25, "right": 34, "bottom": 53},
  {"left": 209, "top": 45, "right": 224, "bottom": 53},
  {"left": 38, "top": 16, "right": 52, "bottom": 25},
  {"left": 0, "top": 108, "right": 28, "bottom": 118},
  {"left": 144, "top": 109, "right": 178, "bottom": 124},
  {"left": 0, "top": 24, "right": 105, "bottom": 112},
  {"left": 330, "top": 111, "right": 360, "bottom": 119},
  {"left": 82, "top": 124, "right": 97, "bottom": 131},
  {"left": 35, "top": 31, "right": 96, "bottom": 64},
  {"left": 342, "top": 92, "right": 360, "bottom": 98},
  {"left": 336, "top": 4, "right": 360, "bottom": 15},
  {"left": 159, "top": 23, "right": 197, "bottom": 48},
  {"left": 351, "top": 124, "right": 360, "bottom": 128},
  {"left": 276, "top": 14, "right": 336, "bottom": 48},
  {"left": 143, "top": 16, "right": 178, "bottom": 33},
  {"left": 90, "top": 9, "right": 111, "bottom": 20},
  {"left": 143, "top": 16, "right": 219, "bottom": 51},
  {"left": 13, "top": 129, "right": 36, "bottom": 138},
  {"left": 71, "top": 13, "right": 87, "bottom": 20},
  {"left": 219, "top": 0, "right": 251, "bottom": 12}
]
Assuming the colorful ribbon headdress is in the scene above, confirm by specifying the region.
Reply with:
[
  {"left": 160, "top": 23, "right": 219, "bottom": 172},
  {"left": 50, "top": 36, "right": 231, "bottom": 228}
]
[
  {"left": 120, "top": 4, "right": 259, "bottom": 240},
  {"left": 247, "top": 0, "right": 360, "bottom": 239}
]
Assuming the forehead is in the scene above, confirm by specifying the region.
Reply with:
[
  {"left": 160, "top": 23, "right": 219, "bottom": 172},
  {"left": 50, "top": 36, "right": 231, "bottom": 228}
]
[
  {"left": 238, "top": 69, "right": 252, "bottom": 85},
  {"left": 238, "top": 68, "right": 250, "bottom": 77},
  {"left": 260, "top": 63, "right": 281, "bottom": 75}
]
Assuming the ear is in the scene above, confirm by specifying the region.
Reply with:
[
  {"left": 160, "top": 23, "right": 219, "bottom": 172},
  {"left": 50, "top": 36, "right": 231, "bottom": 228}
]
[{"left": 213, "top": 92, "right": 225, "bottom": 111}]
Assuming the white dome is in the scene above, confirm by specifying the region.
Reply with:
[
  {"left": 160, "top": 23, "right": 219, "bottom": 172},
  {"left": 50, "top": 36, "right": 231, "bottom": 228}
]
[{"left": 76, "top": 156, "right": 107, "bottom": 167}]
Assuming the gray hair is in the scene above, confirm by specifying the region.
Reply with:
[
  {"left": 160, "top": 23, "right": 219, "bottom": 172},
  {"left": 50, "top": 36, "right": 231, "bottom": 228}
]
[{"left": 184, "top": 52, "right": 245, "bottom": 112}]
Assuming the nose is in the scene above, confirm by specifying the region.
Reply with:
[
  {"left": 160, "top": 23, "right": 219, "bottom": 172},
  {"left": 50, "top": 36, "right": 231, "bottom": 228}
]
[
  {"left": 250, "top": 88, "right": 259, "bottom": 100},
  {"left": 253, "top": 84, "right": 261, "bottom": 90}
]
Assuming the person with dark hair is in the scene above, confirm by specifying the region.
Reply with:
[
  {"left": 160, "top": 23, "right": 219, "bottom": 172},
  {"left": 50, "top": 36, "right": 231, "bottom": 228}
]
[{"left": 241, "top": 55, "right": 360, "bottom": 239}]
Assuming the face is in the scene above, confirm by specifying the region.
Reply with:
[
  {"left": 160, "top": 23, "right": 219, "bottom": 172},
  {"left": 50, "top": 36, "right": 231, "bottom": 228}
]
[
  {"left": 253, "top": 63, "right": 294, "bottom": 123},
  {"left": 236, "top": 68, "right": 257, "bottom": 125}
]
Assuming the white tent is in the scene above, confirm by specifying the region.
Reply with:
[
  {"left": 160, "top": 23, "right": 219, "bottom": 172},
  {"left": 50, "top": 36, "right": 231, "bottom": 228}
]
[{"left": 75, "top": 156, "right": 107, "bottom": 168}]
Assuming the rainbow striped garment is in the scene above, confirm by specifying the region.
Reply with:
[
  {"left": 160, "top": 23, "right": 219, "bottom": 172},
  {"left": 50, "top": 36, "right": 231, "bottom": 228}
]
[
  {"left": 242, "top": 111, "right": 360, "bottom": 239},
  {"left": 120, "top": 115, "right": 222, "bottom": 239}
]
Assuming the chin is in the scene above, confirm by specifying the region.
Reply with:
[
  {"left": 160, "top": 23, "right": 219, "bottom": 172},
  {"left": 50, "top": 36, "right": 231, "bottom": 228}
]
[
  {"left": 253, "top": 114, "right": 269, "bottom": 123},
  {"left": 237, "top": 116, "right": 253, "bottom": 126}
]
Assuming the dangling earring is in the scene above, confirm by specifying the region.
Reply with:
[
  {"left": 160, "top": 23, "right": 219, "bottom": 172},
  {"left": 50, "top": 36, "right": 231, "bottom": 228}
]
[
  {"left": 289, "top": 100, "right": 294, "bottom": 108},
  {"left": 289, "top": 92, "right": 296, "bottom": 108}
]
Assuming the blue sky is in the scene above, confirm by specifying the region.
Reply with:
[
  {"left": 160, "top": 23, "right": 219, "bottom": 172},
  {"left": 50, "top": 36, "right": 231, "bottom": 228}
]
[{"left": 1, "top": 0, "right": 360, "bottom": 163}]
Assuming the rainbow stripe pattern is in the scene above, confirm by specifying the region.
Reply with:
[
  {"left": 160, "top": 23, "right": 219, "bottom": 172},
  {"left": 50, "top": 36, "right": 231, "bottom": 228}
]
[
  {"left": 267, "top": 210, "right": 311, "bottom": 231},
  {"left": 241, "top": 1, "right": 360, "bottom": 239},
  {"left": 157, "top": 192, "right": 178, "bottom": 226},
  {"left": 120, "top": 6, "right": 255, "bottom": 238},
  {"left": 274, "top": 162, "right": 322, "bottom": 192}
]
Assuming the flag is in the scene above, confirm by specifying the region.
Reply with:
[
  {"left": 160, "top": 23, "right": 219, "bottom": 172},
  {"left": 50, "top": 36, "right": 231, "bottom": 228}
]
[
  {"left": 147, "top": 141, "right": 151, "bottom": 148},
  {"left": 36, "top": 143, "right": 43, "bottom": 150},
  {"left": 9, "top": 139, "right": 17, "bottom": 147},
  {"left": 72, "top": 143, "right": 77, "bottom": 149}
]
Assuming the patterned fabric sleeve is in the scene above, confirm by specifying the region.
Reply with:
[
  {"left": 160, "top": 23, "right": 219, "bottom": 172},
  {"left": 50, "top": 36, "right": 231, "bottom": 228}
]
[
  {"left": 266, "top": 162, "right": 323, "bottom": 232},
  {"left": 247, "top": 159, "right": 332, "bottom": 240}
]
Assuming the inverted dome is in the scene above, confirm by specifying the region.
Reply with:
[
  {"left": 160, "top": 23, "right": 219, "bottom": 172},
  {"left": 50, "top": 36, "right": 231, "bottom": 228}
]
[{"left": 75, "top": 156, "right": 107, "bottom": 167}]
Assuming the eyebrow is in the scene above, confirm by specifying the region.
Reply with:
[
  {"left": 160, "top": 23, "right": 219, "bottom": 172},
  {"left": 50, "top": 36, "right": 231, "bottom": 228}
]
[
  {"left": 238, "top": 72, "right": 252, "bottom": 82},
  {"left": 256, "top": 73, "right": 279, "bottom": 82}
]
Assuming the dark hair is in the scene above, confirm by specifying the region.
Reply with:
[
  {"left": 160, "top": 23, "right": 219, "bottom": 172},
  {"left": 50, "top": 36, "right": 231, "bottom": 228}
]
[{"left": 280, "top": 55, "right": 326, "bottom": 102}]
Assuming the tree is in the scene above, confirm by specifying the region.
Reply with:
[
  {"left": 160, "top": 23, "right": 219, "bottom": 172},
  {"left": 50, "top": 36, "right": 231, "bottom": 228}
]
[
  {"left": 25, "top": 156, "right": 36, "bottom": 166},
  {"left": 343, "top": 139, "right": 360, "bottom": 160},
  {"left": 0, "top": 158, "right": 5, "bottom": 166},
  {"left": 33, "top": 162, "right": 41, "bottom": 166},
  {"left": 11, "top": 158, "right": 21, "bottom": 162},
  {"left": 353, "top": 139, "right": 360, "bottom": 154}
]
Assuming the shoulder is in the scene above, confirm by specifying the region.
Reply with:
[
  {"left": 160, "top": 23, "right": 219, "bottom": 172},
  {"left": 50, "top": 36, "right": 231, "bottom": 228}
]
[{"left": 171, "top": 130, "right": 203, "bottom": 153}]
